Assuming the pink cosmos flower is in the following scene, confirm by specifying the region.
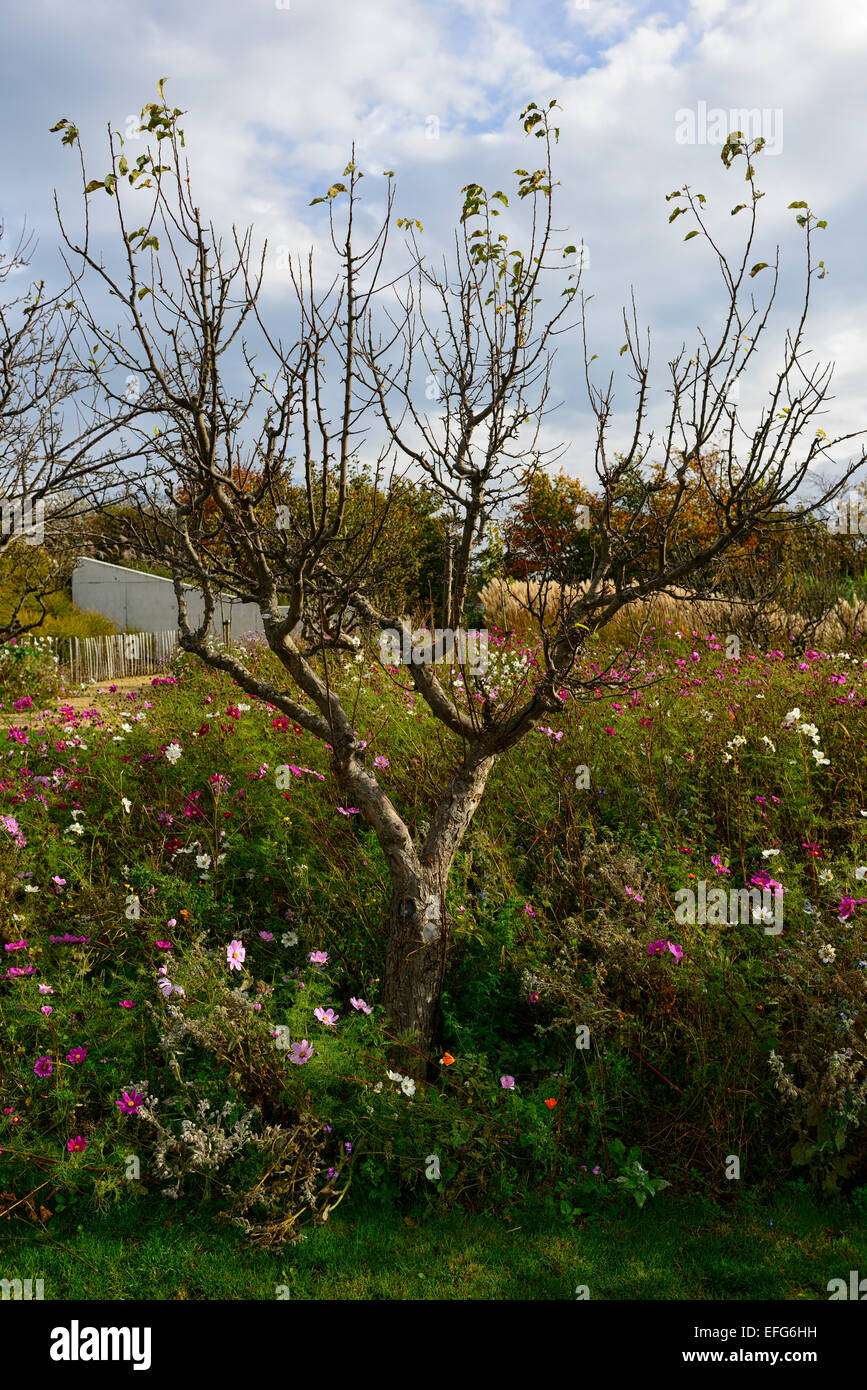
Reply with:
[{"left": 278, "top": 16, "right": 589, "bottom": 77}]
[
  {"left": 500, "top": 1075, "right": 515, "bottom": 1090},
  {"left": 66, "top": 1046, "right": 87, "bottom": 1064},
  {"left": 156, "top": 941, "right": 173, "bottom": 949},
  {"left": 350, "top": 997, "right": 372, "bottom": 1014},
  {"left": 40, "top": 1005, "right": 52, "bottom": 1016},
  {"left": 314, "top": 1007, "right": 338, "bottom": 1026},
  {"left": 710, "top": 854, "right": 731, "bottom": 876},
  {"left": 226, "top": 940, "right": 246, "bottom": 971},
  {"left": 289, "top": 1040, "right": 314, "bottom": 1064},
  {"left": 119, "top": 1000, "right": 136, "bottom": 1009},
  {"left": 309, "top": 951, "right": 328, "bottom": 966},
  {"left": 66, "top": 1135, "right": 86, "bottom": 1152},
  {"left": 116, "top": 1089, "right": 145, "bottom": 1116},
  {"left": 33, "top": 1055, "right": 53, "bottom": 1077},
  {"left": 259, "top": 931, "right": 275, "bottom": 942}
]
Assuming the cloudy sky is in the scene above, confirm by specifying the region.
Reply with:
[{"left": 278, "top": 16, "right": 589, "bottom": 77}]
[{"left": 2, "top": 0, "right": 865, "bottom": 494}]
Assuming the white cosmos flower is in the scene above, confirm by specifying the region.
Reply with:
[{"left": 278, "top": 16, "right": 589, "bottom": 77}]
[
  {"left": 400, "top": 1077, "right": 416, "bottom": 1097},
  {"left": 195, "top": 854, "right": 211, "bottom": 870},
  {"left": 761, "top": 849, "right": 781, "bottom": 858},
  {"left": 855, "top": 867, "right": 867, "bottom": 881},
  {"left": 386, "top": 1070, "right": 402, "bottom": 1082},
  {"left": 281, "top": 931, "right": 299, "bottom": 947},
  {"left": 818, "top": 944, "right": 836, "bottom": 964},
  {"left": 165, "top": 743, "right": 182, "bottom": 764},
  {"left": 121, "top": 798, "right": 132, "bottom": 814},
  {"left": 811, "top": 749, "right": 830, "bottom": 765}
]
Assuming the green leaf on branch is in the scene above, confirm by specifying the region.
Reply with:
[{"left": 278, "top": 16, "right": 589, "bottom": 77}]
[
  {"left": 749, "top": 262, "right": 769, "bottom": 277},
  {"left": 683, "top": 230, "right": 699, "bottom": 241}
]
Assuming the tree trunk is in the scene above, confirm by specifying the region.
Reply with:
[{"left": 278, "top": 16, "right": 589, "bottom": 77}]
[
  {"left": 381, "top": 743, "right": 498, "bottom": 1079},
  {"left": 383, "top": 863, "right": 447, "bottom": 1080}
]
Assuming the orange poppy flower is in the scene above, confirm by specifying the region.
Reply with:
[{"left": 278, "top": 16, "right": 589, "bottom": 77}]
[
  {"left": 441, "top": 1053, "right": 455, "bottom": 1066},
  {"left": 544, "top": 1098, "right": 558, "bottom": 1109}
]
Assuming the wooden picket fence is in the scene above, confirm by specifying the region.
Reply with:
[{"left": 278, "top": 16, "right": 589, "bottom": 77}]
[{"left": 52, "top": 630, "right": 180, "bottom": 683}]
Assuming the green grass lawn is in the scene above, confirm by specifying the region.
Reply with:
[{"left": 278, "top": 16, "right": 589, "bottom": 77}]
[{"left": 3, "top": 1194, "right": 865, "bottom": 1300}]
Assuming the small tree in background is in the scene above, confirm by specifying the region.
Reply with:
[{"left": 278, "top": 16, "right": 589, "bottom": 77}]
[{"left": 0, "top": 216, "right": 143, "bottom": 640}]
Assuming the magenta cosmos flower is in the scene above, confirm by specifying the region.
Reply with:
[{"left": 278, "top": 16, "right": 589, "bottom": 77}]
[
  {"left": 33, "top": 1055, "right": 53, "bottom": 1078},
  {"left": 500, "top": 1075, "right": 516, "bottom": 1090},
  {"left": 116, "top": 1088, "right": 145, "bottom": 1116},
  {"left": 119, "top": 1000, "right": 136, "bottom": 1008},
  {"left": 226, "top": 940, "right": 246, "bottom": 970},
  {"left": 66, "top": 1046, "right": 87, "bottom": 1064},
  {"left": 66, "top": 1135, "right": 86, "bottom": 1152},
  {"left": 314, "top": 1007, "right": 338, "bottom": 1026},
  {"left": 289, "top": 1040, "right": 314, "bottom": 1065}
]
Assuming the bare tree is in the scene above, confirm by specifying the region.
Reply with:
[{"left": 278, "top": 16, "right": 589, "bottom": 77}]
[
  {"left": 54, "top": 92, "right": 865, "bottom": 1075},
  {"left": 0, "top": 211, "right": 143, "bottom": 642}
]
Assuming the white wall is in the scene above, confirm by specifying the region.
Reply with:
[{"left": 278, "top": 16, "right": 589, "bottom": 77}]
[{"left": 71, "top": 557, "right": 281, "bottom": 636}]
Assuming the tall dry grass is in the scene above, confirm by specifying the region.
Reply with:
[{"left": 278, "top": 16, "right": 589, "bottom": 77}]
[{"left": 479, "top": 577, "right": 867, "bottom": 650}]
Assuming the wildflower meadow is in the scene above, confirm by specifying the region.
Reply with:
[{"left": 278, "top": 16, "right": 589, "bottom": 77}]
[{"left": 2, "top": 621, "right": 867, "bottom": 1306}]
